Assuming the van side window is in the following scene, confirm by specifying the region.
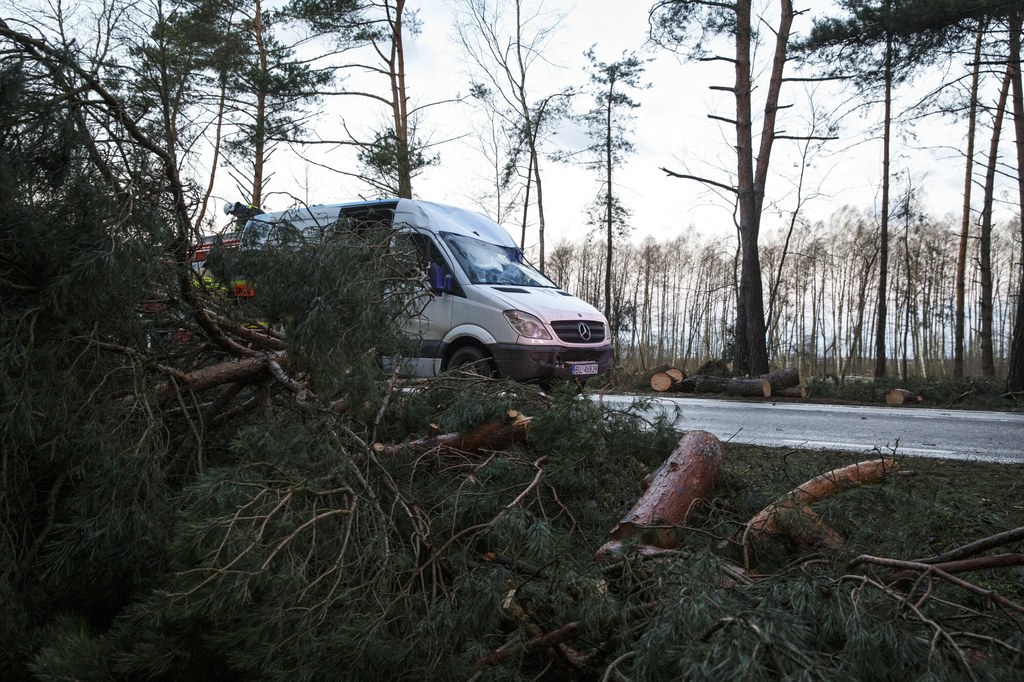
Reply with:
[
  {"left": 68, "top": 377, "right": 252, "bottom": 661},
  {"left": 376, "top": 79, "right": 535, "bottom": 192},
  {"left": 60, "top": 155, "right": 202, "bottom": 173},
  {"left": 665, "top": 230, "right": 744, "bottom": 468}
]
[
  {"left": 338, "top": 207, "right": 395, "bottom": 234},
  {"left": 393, "top": 232, "right": 459, "bottom": 295}
]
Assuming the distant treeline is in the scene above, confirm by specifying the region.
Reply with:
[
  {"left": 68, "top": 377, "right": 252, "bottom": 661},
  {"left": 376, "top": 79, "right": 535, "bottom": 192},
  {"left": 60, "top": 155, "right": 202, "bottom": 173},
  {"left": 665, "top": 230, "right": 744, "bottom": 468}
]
[{"left": 545, "top": 207, "right": 1021, "bottom": 379}]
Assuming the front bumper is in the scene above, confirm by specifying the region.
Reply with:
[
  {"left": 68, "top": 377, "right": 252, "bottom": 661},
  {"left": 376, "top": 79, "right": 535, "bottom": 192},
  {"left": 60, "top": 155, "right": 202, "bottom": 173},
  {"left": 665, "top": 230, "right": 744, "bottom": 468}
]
[{"left": 489, "top": 343, "right": 614, "bottom": 381}]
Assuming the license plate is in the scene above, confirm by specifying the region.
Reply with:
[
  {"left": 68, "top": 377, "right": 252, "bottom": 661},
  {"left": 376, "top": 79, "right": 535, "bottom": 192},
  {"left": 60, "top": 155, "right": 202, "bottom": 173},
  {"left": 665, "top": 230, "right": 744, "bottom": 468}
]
[{"left": 569, "top": 361, "right": 599, "bottom": 376}]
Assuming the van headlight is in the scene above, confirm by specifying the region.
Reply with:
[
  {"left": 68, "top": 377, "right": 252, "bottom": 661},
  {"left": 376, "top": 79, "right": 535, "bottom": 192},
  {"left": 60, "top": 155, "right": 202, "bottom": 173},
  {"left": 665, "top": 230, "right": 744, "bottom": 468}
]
[{"left": 503, "top": 310, "right": 551, "bottom": 340}]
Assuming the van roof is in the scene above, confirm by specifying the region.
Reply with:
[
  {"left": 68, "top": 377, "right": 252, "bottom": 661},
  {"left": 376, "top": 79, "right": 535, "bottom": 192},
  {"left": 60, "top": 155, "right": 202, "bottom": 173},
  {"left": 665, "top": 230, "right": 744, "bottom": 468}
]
[{"left": 249, "top": 198, "right": 517, "bottom": 248}]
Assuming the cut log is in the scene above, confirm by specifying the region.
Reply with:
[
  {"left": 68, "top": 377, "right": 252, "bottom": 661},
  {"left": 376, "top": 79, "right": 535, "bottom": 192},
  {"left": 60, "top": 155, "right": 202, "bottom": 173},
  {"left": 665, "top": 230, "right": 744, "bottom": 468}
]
[
  {"left": 885, "top": 388, "right": 921, "bottom": 406},
  {"left": 650, "top": 371, "right": 675, "bottom": 392},
  {"left": 743, "top": 458, "right": 901, "bottom": 556},
  {"left": 377, "top": 409, "right": 531, "bottom": 457},
  {"left": 650, "top": 368, "right": 686, "bottom": 392},
  {"left": 774, "top": 386, "right": 807, "bottom": 399},
  {"left": 596, "top": 430, "right": 724, "bottom": 560},
  {"left": 759, "top": 367, "right": 800, "bottom": 397},
  {"left": 675, "top": 375, "right": 766, "bottom": 397}
]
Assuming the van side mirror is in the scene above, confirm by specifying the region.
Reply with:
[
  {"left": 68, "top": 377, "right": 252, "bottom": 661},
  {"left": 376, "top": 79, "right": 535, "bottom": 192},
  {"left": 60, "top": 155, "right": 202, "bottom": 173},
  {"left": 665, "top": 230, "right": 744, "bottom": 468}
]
[{"left": 427, "top": 262, "right": 451, "bottom": 295}]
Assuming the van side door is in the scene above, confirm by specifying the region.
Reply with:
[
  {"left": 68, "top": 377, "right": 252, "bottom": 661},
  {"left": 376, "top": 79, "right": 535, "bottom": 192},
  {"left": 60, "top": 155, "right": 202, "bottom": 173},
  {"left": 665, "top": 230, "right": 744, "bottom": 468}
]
[{"left": 391, "top": 230, "right": 457, "bottom": 376}]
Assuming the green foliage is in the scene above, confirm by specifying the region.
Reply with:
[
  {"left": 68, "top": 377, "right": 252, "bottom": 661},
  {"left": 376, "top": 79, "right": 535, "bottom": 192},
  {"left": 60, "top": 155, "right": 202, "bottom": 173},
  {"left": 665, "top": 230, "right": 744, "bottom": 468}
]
[
  {"left": 356, "top": 128, "right": 439, "bottom": 198},
  {"left": 209, "top": 217, "right": 417, "bottom": 397},
  {"left": 793, "top": 0, "right": 984, "bottom": 85},
  {"left": 649, "top": 1, "right": 738, "bottom": 59}
]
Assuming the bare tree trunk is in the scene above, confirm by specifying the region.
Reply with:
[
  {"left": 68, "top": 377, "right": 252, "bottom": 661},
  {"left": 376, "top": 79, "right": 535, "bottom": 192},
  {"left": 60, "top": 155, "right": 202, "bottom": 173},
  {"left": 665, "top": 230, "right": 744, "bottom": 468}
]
[
  {"left": 519, "top": 154, "right": 532, "bottom": 250},
  {"left": 955, "top": 23, "right": 984, "bottom": 378},
  {"left": 389, "top": 0, "right": 412, "bottom": 199},
  {"left": 980, "top": 64, "right": 1012, "bottom": 378},
  {"left": 1006, "top": 10, "right": 1024, "bottom": 394},
  {"left": 733, "top": 0, "right": 791, "bottom": 375},
  {"left": 196, "top": 75, "right": 229, "bottom": 230},
  {"left": 605, "top": 88, "right": 614, "bottom": 323},
  {"left": 251, "top": 0, "right": 267, "bottom": 206},
  {"left": 874, "top": 21, "right": 893, "bottom": 379}
]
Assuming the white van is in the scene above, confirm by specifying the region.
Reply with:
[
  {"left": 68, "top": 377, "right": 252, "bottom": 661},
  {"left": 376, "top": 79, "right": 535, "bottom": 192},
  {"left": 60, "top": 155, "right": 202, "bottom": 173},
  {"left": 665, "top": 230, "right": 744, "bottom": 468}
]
[{"left": 236, "top": 198, "right": 614, "bottom": 383}]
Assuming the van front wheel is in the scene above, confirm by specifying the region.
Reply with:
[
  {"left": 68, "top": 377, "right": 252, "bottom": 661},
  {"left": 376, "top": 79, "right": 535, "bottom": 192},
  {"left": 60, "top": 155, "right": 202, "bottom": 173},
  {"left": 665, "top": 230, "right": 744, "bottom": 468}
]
[{"left": 447, "top": 346, "right": 496, "bottom": 378}]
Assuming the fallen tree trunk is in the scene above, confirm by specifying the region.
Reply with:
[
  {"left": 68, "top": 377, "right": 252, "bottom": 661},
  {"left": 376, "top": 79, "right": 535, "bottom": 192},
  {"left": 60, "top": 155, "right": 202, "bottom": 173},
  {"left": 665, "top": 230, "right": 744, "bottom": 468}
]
[
  {"left": 743, "top": 458, "right": 901, "bottom": 558},
  {"left": 661, "top": 367, "right": 800, "bottom": 398},
  {"left": 154, "top": 354, "right": 271, "bottom": 405},
  {"left": 885, "top": 388, "right": 922, "bottom": 406},
  {"left": 674, "top": 375, "right": 767, "bottom": 397},
  {"left": 759, "top": 367, "right": 800, "bottom": 397},
  {"left": 774, "top": 386, "right": 807, "bottom": 399},
  {"left": 596, "top": 430, "right": 724, "bottom": 560},
  {"left": 376, "top": 409, "right": 532, "bottom": 457}
]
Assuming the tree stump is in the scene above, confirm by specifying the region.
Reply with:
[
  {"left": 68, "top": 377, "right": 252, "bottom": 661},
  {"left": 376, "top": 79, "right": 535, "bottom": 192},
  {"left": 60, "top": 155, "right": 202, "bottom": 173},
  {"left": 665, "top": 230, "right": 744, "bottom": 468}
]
[{"left": 596, "top": 430, "right": 724, "bottom": 560}]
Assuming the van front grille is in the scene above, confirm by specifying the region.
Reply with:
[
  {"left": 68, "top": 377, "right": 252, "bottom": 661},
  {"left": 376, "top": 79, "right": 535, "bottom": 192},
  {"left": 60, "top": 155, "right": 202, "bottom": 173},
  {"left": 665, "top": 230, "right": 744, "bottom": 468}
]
[{"left": 551, "top": 320, "right": 606, "bottom": 344}]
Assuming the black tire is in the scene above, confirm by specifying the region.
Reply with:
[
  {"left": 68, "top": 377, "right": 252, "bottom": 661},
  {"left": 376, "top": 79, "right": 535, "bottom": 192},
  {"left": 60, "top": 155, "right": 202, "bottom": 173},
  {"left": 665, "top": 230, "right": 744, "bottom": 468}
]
[{"left": 447, "top": 345, "right": 496, "bottom": 377}]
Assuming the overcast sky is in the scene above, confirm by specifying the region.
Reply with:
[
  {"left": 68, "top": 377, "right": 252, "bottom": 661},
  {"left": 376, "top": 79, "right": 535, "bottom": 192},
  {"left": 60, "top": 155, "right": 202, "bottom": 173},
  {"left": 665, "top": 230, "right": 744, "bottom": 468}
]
[{"left": 246, "top": 1, "right": 984, "bottom": 250}]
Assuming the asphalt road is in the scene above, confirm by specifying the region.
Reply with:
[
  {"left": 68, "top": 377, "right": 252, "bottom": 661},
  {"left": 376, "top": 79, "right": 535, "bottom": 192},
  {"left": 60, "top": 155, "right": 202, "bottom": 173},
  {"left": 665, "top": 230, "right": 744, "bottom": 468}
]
[{"left": 597, "top": 395, "right": 1024, "bottom": 464}]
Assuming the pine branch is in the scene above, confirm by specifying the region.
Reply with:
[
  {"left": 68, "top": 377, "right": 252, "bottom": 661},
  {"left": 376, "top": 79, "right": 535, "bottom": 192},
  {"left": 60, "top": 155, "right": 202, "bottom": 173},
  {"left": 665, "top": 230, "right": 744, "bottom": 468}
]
[
  {"left": 659, "top": 168, "right": 738, "bottom": 194},
  {"left": 912, "top": 526, "right": 1024, "bottom": 564},
  {"left": 848, "top": 555, "right": 1024, "bottom": 617}
]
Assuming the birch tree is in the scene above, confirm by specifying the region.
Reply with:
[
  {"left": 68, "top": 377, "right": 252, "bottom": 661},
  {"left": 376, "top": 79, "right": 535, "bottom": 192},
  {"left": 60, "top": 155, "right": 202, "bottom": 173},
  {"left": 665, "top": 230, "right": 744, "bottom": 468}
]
[{"left": 452, "top": 0, "right": 571, "bottom": 269}]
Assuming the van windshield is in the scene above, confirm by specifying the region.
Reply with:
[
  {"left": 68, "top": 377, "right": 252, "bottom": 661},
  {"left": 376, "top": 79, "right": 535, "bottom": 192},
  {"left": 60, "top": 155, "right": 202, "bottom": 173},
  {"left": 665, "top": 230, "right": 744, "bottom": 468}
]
[{"left": 441, "top": 233, "right": 556, "bottom": 287}]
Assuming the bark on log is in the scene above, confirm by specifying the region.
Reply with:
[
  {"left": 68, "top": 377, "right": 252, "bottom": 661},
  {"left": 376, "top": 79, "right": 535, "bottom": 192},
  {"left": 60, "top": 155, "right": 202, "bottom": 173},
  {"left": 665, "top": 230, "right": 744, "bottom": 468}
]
[
  {"left": 675, "top": 375, "right": 767, "bottom": 397},
  {"left": 154, "top": 354, "right": 270, "bottom": 405},
  {"left": 596, "top": 430, "right": 724, "bottom": 560},
  {"left": 885, "top": 388, "right": 921, "bottom": 405},
  {"left": 774, "top": 386, "right": 807, "bottom": 399},
  {"left": 377, "top": 409, "right": 532, "bottom": 457},
  {"left": 744, "top": 458, "right": 901, "bottom": 554},
  {"left": 663, "top": 367, "right": 800, "bottom": 397},
  {"left": 759, "top": 367, "right": 800, "bottom": 397}
]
